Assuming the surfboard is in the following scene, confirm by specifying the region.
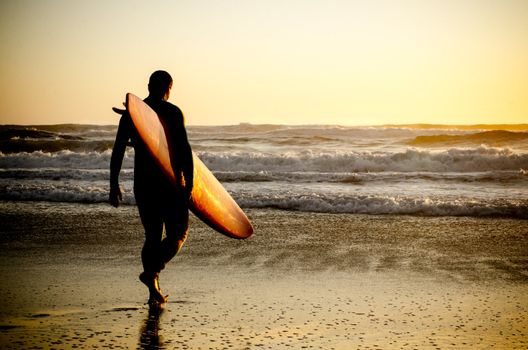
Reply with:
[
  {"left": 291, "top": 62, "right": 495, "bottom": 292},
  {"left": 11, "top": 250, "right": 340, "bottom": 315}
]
[{"left": 126, "top": 93, "right": 253, "bottom": 239}]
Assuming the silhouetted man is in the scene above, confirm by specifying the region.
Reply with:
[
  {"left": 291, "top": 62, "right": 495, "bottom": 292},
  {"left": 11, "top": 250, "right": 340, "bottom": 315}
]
[{"left": 109, "top": 70, "right": 193, "bottom": 304}]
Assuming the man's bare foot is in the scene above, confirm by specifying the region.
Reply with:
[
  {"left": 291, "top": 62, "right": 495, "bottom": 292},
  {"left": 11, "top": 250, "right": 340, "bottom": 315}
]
[{"left": 139, "top": 272, "right": 168, "bottom": 304}]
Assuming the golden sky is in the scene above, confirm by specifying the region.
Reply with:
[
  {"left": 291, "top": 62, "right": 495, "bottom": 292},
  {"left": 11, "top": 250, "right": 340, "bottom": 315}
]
[{"left": 0, "top": 0, "right": 527, "bottom": 126}]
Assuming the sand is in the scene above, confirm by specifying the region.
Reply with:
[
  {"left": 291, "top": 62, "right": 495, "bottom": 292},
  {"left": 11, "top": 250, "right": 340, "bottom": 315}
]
[{"left": 0, "top": 202, "right": 527, "bottom": 349}]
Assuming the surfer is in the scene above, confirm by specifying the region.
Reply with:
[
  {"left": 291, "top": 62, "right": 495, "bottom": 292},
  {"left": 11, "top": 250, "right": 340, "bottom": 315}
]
[{"left": 109, "top": 70, "right": 194, "bottom": 304}]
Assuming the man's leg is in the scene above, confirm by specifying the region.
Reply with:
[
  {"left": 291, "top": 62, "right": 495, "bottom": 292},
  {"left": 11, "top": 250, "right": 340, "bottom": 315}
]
[
  {"left": 160, "top": 204, "right": 189, "bottom": 270},
  {"left": 136, "top": 195, "right": 167, "bottom": 303}
]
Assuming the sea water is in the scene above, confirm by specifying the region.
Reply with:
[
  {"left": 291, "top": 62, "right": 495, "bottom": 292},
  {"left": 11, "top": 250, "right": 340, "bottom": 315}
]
[{"left": 0, "top": 124, "right": 527, "bottom": 218}]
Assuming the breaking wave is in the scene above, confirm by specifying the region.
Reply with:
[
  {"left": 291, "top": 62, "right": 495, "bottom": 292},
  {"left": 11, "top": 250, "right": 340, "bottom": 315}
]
[
  {"left": 409, "top": 130, "right": 528, "bottom": 147},
  {"left": 1, "top": 182, "right": 526, "bottom": 218},
  {"left": 199, "top": 147, "right": 528, "bottom": 173},
  {"left": 1, "top": 147, "right": 526, "bottom": 174},
  {"left": 239, "top": 193, "right": 528, "bottom": 218}
]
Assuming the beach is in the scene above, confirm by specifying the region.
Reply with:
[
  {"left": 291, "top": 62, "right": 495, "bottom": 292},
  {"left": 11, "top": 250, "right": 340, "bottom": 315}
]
[
  {"left": 1, "top": 201, "right": 526, "bottom": 349},
  {"left": 1, "top": 123, "right": 527, "bottom": 348},
  {"left": 3, "top": 0, "right": 528, "bottom": 347}
]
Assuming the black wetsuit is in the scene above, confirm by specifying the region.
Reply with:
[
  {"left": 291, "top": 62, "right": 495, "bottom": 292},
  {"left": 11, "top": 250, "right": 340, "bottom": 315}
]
[{"left": 110, "top": 96, "right": 193, "bottom": 274}]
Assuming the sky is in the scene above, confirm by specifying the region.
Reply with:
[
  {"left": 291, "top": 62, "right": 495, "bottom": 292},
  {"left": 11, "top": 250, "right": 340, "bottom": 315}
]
[{"left": 0, "top": 0, "right": 527, "bottom": 126}]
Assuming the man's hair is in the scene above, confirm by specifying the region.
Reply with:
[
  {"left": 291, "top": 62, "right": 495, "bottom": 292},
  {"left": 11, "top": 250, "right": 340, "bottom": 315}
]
[{"left": 148, "top": 70, "right": 173, "bottom": 95}]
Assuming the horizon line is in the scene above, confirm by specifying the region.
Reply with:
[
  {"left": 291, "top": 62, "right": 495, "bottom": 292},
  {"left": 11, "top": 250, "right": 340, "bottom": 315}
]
[{"left": 1, "top": 122, "right": 528, "bottom": 130}]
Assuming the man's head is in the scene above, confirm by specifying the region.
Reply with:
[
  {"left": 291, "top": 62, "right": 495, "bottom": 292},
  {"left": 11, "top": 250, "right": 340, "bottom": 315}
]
[{"left": 148, "top": 70, "right": 173, "bottom": 101}]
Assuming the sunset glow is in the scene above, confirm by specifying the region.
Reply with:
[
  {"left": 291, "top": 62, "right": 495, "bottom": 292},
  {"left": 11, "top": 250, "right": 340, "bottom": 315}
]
[{"left": 1, "top": 0, "right": 527, "bottom": 125}]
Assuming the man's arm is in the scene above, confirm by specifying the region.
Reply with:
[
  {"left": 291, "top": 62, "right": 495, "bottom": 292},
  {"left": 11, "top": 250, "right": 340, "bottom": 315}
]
[
  {"left": 168, "top": 107, "right": 193, "bottom": 199},
  {"left": 179, "top": 113, "right": 194, "bottom": 197},
  {"left": 109, "top": 114, "right": 131, "bottom": 207}
]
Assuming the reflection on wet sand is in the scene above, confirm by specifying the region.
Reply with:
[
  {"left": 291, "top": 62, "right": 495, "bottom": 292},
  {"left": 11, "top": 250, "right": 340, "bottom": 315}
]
[{"left": 139, "top": 303, "right": 165, "bottom": 350}]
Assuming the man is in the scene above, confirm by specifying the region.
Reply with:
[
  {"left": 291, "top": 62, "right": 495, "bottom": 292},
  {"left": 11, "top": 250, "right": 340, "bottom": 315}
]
[{"left": 109, "top": 70, "right": 193, "bottom": 304}]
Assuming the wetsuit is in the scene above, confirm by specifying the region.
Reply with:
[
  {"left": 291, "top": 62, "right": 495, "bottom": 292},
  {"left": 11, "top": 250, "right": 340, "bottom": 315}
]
[{"left": 110, "top": 96, "right": 193, "bottom": 274}]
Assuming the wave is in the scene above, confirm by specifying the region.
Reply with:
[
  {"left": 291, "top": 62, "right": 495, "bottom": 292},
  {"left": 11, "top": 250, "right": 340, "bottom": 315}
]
[
  {"left": 0, "top": 125, "right": 117, "bottom": 154},
  {"left": 239, "top": 194, "right": 528, "bottom": 218},
  {"left": 3, "top": 124, "right": 528, "bottom": 157},
  {"left": 0, "top": 139, "right": 115, "bottom": 154},
  {"left": 1, "top": 182, "right": 525, "bottom": 218},
  {"left": 0, "top": 182, "right": 134, "bottom": 205},
  {"left": 195, "top": 123, "right": 528, "bottom": 134},
  {"left": 409, "top": 130, "right": 528, "bottom": 147},
  {"left": 384, "top": 123, "right": 528, "bottom": 131},
  {"left": 0, "top": 150, "right": 134, "bottom": 169},
  {"left": 0, "top": 168, "right": 134, "bottom": 181},
  {"left": 0, "top": 124, "right": 116, "bottom": 135},
  {"left": 190, "top": 125, "right": 465, "bottom": 145},
  {"left": 215, "top": 170, "right": 528, "bottom": 184},
  {"left": 1, "top": 147, "right": 526, "bottom": 173},
  {"left": 200, "top": 147, "right": 528, "bottom": 173},
  {"left": 0, "top": 128, "right": 84, "bottom": 141},
  {"left": 0, "top": 167, "right": 525, "bottom": 187}
]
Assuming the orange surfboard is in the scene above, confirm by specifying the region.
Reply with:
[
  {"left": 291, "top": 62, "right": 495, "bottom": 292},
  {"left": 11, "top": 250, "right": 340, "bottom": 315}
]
[{"left": 126, "top": 93, "right": 253, "bottom": 239}]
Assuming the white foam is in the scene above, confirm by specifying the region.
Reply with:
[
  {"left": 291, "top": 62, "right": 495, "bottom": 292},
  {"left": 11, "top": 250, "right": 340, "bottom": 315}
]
[
  {"left": 238, "top": 194, "right": 528, "bottom": 218},
  {"left": 0, "top": 150, "right": 134, "bottom": 169},
  {"left": 0, "top": 181, "right": 136, "bottom": 205},
  {"left": 2, "top": 182, "right": 525, "bottom": 218},
  {"left": 199, "top": 147, "right": 528, "bottom": 173}
]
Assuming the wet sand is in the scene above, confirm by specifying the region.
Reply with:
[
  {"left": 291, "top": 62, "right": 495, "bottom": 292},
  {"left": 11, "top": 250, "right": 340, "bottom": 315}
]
[{"left": 0, "top": 202, "right": 527, "bottom": 349}]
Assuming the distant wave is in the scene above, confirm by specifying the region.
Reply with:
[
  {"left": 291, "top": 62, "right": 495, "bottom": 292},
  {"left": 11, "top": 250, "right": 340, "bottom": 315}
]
[
  {"left": 0, "top": 124, "right": 116, "bottom": 135},
  {"left": 3, "top": 125, "right": 528, "bottom": 155},
  {"left": 0, "top": 128, "right": 84, "bottom": 141},
  {"left": 384, "top": 124, "right": 528, "bottom": 131},
  {"left": 191, "top": 125, "right": 465, "bottom": 142},
  {"left": 0, "top": 125, "right": 116, "bottom": 153},
  {"left": 409, "top": 130, "right": 528, "bottom": 147}
]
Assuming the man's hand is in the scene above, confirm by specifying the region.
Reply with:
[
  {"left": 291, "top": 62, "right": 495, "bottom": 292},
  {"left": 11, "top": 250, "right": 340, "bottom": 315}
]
[
  {"left": 180, "top": 173, "right": 193, "bottom": 202},
  {"left": 109, "top": 186, "right": 123, "bottom": 208},
  {"left": 112, "top": 102, "right": 127, "bottom": 115},
  {"left": 185, "top": 179, "right": 193, "bottom": 202}
]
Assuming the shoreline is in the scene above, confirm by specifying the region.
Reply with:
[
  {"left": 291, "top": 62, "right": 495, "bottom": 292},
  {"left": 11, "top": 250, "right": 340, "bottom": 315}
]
[{"left": 0, "top": 202, "right": 527, "bottom": 349}]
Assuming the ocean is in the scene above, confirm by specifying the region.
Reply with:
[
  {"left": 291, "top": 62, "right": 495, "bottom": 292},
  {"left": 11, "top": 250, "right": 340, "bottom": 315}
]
[
  {"left": 1, "top": 123, "right": 528, "bottom": 349},
  {"left": 0, "top": 123, "right": 527, "bottom": 218}
]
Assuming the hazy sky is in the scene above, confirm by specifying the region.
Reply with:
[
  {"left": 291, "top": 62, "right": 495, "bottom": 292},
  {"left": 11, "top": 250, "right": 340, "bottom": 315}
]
[{"left": 0, "top": 0, "right": 527, "bottom": 125}]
